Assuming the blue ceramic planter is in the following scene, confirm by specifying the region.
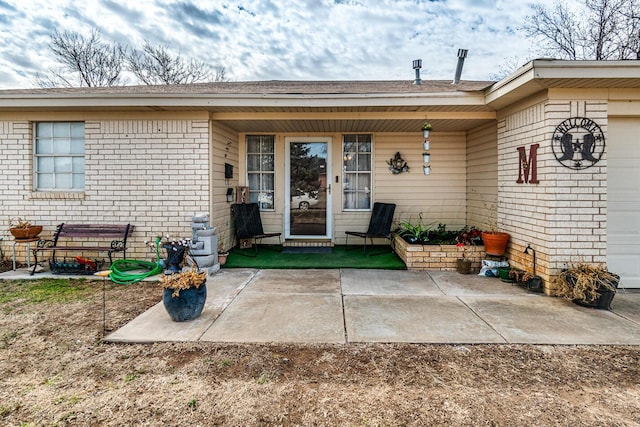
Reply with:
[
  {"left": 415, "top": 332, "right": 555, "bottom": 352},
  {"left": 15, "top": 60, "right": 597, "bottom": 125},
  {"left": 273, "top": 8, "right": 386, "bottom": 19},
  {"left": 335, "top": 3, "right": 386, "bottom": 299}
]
[{"left": 162, "top": 283, "right": 207, "bottom": 322}]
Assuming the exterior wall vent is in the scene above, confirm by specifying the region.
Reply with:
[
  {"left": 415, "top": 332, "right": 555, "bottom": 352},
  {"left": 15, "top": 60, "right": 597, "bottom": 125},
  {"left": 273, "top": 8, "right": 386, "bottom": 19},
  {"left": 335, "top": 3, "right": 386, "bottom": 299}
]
[{"left": 412, "top": 59, "right": 422, "bottom": 85}]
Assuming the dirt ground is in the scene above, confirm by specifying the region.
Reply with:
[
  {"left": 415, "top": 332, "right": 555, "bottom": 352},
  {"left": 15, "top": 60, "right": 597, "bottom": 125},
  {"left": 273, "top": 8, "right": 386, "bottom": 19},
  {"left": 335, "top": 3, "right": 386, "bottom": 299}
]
[{"left": 1, "top": 273, "right": 640, "bottom": 426}]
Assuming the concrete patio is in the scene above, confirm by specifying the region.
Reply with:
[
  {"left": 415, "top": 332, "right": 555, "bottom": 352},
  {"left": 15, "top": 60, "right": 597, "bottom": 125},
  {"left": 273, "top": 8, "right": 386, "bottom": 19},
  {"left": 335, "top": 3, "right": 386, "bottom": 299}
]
[{"left": 102, "top": 268, "right": 640, "bottom": 345}]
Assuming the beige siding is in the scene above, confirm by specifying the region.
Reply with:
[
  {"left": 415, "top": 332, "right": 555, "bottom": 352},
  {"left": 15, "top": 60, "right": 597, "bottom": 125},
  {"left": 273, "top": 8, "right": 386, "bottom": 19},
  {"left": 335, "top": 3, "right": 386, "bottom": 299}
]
[
  {"left": 336, "top": 132, "right": 468, "bottom": 244},
  {"left": 210, "top": 122, "right": 239, "bottom": 252},
  {"left": 374, "top": 132, "right": 467, "bottom": 225},
  {"left": 234, "top": 131, "right": 468, "bottom": 245},
  {"left": 466, "top": 122, "right": 497, "bottom": 229}
]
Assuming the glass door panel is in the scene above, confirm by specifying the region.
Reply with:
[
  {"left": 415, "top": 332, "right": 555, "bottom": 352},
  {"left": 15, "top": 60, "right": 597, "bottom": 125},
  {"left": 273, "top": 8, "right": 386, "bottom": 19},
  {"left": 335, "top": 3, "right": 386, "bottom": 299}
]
[{"left": 287, "top": 140, "right": 331, "bottom": 237}]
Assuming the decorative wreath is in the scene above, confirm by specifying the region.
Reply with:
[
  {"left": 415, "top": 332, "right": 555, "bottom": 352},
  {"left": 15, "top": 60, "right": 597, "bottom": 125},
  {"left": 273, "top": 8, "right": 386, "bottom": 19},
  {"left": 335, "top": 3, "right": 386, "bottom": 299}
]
[{"left": 386, "top": 152, "right": 409, "bottom": 174}]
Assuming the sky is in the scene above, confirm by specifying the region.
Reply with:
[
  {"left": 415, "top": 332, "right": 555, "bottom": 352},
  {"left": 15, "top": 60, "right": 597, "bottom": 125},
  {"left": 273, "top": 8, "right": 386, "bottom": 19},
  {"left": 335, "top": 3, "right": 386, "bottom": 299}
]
[{"left": 0, "top": 0, "right": 561, "bottom": 89}]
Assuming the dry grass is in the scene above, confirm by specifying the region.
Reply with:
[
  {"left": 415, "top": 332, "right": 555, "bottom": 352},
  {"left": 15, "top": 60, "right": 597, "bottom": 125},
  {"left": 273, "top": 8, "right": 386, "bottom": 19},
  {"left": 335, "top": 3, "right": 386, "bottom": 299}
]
[
  {"left": 556, "top": 264, "right": 620, "bottom": 302},
  {"left": 0, "top": 277, "right": 639, "bottom": 426}
]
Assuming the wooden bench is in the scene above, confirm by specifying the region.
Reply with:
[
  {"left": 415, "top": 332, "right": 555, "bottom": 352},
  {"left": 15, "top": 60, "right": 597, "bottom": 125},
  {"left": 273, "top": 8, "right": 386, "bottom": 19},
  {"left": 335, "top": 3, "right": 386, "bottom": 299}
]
[{"left": 31, "top": 223, "right": 134, "bottom": 275}]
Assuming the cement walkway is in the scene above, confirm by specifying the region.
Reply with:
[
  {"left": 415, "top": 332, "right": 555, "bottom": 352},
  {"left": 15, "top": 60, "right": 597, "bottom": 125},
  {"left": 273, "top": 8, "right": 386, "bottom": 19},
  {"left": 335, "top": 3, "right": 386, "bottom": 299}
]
[{"left": 104, "top": 268, "right": 640, "bottom": 345}]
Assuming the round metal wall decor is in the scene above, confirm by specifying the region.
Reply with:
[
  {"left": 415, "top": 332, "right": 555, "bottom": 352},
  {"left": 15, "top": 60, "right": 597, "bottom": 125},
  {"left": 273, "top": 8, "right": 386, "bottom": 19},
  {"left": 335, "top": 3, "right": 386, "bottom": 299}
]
[{"left": 551, "top": 117, "right": 605, "bottom": 170}]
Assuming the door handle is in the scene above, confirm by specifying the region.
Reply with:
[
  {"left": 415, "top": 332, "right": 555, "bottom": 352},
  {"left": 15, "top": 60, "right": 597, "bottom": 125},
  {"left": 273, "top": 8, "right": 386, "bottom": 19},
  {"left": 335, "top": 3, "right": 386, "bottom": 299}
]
[{"left": 327, "top": 184, "right": 331, "bottom": 195}]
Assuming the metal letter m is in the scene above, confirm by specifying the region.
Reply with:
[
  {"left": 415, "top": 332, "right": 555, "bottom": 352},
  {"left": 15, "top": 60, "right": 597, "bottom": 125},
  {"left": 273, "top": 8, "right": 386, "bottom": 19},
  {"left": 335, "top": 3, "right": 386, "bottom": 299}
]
[{"left": 516, "top": 144, "right": 540, "bottom": 184}]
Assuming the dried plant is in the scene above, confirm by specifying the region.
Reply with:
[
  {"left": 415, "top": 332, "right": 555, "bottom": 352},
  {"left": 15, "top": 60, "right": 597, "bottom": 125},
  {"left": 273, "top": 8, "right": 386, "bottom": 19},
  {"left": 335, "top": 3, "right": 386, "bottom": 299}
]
[
  {"left": 554, "top": 264, "right": 619, "bottom": 302},
  {"left": 9, "top": 217, "right": 33, "bottom": 229},
  {"left": 160, "top": 269, "right": 206, "bottom": 298},
  {"left": 509, "top": 268, "right": 534, "bottom": 283}
]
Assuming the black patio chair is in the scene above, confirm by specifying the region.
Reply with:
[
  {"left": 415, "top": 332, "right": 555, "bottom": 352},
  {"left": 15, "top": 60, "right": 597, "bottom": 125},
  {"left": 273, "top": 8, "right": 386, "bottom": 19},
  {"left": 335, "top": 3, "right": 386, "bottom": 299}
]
[
  {"left": 345, "top": 202, "right": 396, "bottom": 254},
  {"left": 231, "top": 203, "right": 282, "bottom": 257}
]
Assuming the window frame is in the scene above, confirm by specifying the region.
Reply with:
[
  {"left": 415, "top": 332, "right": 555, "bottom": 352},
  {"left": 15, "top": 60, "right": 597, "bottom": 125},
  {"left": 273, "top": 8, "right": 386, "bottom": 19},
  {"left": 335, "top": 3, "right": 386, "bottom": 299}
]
[
  {"left": 246, "top": 134, "right": 276, "bottom": 211},
  {"left": 33, "top": 121, "right": 85, "bottom": 191},
  {"left": 342, "top": 134, "right": 373, "bottom": 212}
]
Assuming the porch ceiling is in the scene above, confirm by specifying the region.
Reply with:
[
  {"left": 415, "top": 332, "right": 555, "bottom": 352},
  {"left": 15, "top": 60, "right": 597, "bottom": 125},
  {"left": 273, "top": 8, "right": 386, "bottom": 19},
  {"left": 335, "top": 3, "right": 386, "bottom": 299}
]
[
  {"left": 208, "top": 106, "right": 497, "bottom": 133},
  {"left": 212, "top": 116, "right": 495, "bottom": 133}
]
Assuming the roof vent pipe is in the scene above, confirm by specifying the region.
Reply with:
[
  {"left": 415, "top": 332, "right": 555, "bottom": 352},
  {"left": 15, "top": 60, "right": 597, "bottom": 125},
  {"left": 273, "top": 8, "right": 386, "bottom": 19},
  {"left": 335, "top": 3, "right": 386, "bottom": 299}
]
[
  {"left": 412, "top": 59, "right": 422, "bottom": 85},
  {"left": 452, "top": 49, "right": 468, "bottom": 84}
]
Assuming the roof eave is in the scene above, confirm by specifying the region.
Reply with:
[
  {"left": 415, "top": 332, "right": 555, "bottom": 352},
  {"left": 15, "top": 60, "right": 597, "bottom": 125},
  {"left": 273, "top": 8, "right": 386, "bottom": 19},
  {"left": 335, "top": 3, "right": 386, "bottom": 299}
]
[
  {"left": 485, "top": 59, "right": 640, "bottom": 109},
  {"left": 0, "top": 91, "right": 489, "bottom": 110}
]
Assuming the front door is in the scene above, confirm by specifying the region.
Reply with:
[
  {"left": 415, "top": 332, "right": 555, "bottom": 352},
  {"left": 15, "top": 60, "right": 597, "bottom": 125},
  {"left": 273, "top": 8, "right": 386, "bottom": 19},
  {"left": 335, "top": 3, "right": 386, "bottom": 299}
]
[{"left": 285, "top": 137, "right": 332, "bottom": 239}]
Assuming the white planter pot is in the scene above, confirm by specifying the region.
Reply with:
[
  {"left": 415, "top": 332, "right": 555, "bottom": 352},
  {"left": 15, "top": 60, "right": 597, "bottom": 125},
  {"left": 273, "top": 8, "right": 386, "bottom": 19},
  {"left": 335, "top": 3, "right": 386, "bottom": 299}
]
[{"left": 422, "top": 129, "right": 431, "bottom": 138}]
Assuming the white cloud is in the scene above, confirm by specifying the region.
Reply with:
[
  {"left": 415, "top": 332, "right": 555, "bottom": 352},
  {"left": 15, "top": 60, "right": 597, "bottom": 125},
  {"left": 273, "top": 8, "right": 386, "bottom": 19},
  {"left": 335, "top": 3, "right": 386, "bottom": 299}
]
[{"left": 0, "top": 0, "right": 559, "bottom": 89}]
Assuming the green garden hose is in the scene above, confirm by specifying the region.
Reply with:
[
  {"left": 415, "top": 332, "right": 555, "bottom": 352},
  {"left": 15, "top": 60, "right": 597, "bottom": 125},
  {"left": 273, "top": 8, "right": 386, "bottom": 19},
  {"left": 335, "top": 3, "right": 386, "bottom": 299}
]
[{"left": 109, "top": 237, "right": 164, "bottom": 284}]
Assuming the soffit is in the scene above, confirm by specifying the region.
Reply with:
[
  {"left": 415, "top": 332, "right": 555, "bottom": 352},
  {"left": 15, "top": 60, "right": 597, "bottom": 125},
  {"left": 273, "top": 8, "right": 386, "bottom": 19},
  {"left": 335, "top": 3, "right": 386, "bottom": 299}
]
[
  {"left": 485, "top": 59, "right": 640, "bottom": 109},
  {"left": 214, "top": 118, "right": 493, "bottom": 133}
]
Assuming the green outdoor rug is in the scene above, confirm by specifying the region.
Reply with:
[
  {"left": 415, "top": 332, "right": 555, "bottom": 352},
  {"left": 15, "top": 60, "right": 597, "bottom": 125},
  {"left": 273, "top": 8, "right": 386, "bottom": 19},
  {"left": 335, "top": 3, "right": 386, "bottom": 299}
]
[{"left": 223, "top": 245, "right": 406, "bottom": 269}]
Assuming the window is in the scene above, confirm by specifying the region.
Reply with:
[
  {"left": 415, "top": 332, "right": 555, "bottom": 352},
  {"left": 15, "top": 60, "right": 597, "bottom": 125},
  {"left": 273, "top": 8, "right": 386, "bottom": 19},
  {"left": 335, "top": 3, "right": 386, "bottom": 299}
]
[
  {"left": 34, "top": 122, "right": 85, "bottom": 190},
  {"left": 343, "top": 134, "right": 372, "bottom": 210},
  {"left": 246, "top": 135, "right": 275, "bottom": 210}
]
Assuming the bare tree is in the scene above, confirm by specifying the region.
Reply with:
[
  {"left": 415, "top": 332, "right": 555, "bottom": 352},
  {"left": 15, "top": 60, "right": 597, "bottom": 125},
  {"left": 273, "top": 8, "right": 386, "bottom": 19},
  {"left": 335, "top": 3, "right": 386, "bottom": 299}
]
[
  {"left": 125, "top": 41, "right": 226, "bottom": 85},
  {"left": 489, "top": 55, "right": 532, "bottom": 80},
  {"left": 37, "top": 29, "right": 125, "bottom": 87},
  {"left": 615, "top": 0, "right": 640, "bottom": 58},
  {"left": 524, "top": 0, "right": 640, "bottom": 60},
  {"left": 37, "top": 30, "right": 227, "bottom": 88}
]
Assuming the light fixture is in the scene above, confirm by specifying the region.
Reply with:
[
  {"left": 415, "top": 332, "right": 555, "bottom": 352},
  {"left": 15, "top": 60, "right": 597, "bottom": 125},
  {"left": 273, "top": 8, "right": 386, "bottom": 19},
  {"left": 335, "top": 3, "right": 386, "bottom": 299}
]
[{"left": 226, "top": 188, "right": 234, "bottom": 203}]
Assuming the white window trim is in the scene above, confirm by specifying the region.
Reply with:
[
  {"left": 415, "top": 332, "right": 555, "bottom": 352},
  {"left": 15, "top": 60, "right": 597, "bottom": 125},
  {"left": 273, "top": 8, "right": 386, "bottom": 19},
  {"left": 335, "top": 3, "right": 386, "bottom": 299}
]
[
  {"left": 246, "top": 135, "right": 276, "bottom": 211},
  {"left": 33, "top": 121, "right": 85, "bottom": 192},
  {"left": 342, "top": 134, "right": 373, "bottom": 212}
]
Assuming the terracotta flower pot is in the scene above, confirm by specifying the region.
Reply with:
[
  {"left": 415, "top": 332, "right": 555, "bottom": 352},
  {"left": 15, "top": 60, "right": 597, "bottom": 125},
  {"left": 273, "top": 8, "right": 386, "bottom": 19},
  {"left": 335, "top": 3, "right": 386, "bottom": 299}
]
[
  {"left": 10, "top": 225, "right": 43, "bottom": 240},
  {"left": 218, "top": 252, "right": 229, "bottom": 266},
  {"left": 481, "top": 232, "right": 510, "bottom": 256}
]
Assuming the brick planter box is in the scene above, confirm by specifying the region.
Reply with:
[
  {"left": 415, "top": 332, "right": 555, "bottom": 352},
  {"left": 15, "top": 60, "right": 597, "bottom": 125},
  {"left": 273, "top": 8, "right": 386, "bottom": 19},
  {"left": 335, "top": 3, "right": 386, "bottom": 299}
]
[{"left": 392, "top": 233, "right": 485, "bottom": 271}]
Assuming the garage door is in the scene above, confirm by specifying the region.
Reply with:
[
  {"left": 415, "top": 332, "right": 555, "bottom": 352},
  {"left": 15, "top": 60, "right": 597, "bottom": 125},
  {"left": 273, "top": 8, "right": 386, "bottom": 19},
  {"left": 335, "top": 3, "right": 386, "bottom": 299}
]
[{"left": 607, "top": 118, "right": 640, "bottom": 288}]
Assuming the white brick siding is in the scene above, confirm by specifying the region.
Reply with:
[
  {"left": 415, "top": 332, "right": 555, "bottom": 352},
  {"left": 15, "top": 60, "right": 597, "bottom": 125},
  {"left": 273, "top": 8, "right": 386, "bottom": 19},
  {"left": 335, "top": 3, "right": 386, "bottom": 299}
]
[
  {"left": 497, "top": 97, "right": 608, "bottom": 285},
  {"left": 0, "top": 119, "right": 211, "bottom": 263}
]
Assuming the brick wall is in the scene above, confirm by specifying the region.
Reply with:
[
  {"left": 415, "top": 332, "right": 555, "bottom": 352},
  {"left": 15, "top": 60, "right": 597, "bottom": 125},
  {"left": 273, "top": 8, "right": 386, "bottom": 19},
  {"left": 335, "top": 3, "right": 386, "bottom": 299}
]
[
  {"left": 0, "top": 118, "right": 211, "bottom": 263},
  {"left": 497, "top": 96, "right": 608, "bottom": 291},
  {"left": 393, "top": 234, "right": 485, "bottom": 271}
]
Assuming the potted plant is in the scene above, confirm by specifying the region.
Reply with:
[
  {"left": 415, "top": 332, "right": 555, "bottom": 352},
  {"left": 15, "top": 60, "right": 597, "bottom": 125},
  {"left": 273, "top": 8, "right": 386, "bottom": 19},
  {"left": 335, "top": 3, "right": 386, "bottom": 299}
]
[
  {"left": 160, "top": 268, "right": 207, "bottom": 321},
  {"left": 498, "top": 265, "right": 512, "bottom": 282},
  {"left": 455, "top": 227, "right": 482, "bottom": 274},
  {"left": 8, "top": 217, "right": 43, "bottom": 240},
  {"left": 215, "top": 225, "right": 229, "bottom": 266},
  {"left": 554, "top": 264, "right": 620, "bottom": 310},
  {"left": 161, "top": 236, "right": 191, "bottom": 273},
  {"left": 479, "top": 203, "right": 510, "bottom": 256},
  {"left": 396, "top": 217, "right": 432, "bottom": 244},
  {"left": 422, "top": 121, "right": 432, "bottom": 138}
]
